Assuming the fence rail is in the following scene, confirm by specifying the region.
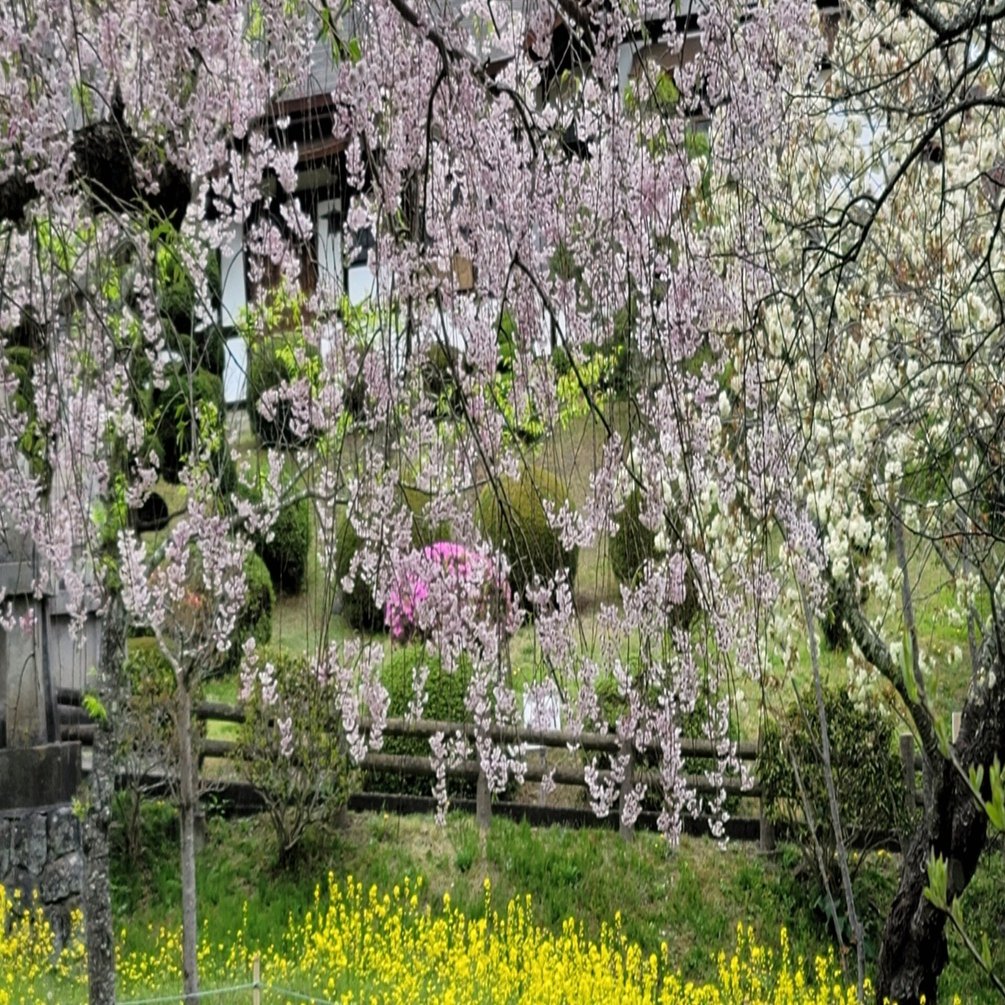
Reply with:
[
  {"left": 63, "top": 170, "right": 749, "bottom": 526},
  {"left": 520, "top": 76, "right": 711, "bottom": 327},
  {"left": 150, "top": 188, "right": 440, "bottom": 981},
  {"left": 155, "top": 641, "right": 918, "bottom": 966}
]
[{"left": 55, "top": 687, "right": 928, "bottom": 848}]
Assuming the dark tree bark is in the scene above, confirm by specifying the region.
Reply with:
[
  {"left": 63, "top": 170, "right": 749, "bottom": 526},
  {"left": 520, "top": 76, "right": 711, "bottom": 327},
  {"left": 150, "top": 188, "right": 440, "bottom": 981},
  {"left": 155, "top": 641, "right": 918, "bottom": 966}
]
[
  {"left": 176, "top": 673, "right": 201, "bottom": 1003},
  {"left": 875, "top": 635, "right": 1005, "bottom": 1005},
  {"left": 81, "top": 594, "right": 125, "bottom": 1005}
]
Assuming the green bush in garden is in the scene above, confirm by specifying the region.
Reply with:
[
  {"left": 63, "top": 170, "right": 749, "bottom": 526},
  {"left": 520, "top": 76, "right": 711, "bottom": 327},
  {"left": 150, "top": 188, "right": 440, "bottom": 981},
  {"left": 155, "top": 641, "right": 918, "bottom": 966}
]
[
  {"left": 236, "top": 648, "right": 355, "bottom": 865},
  {"left": 335, "top": 514, "right": 386, "bottom": 632},
  {"left": 257, "top": 495, "right": 311, "bottom": 595},
  {"left": 758, "top": 685, "right": 912, "bottom": 945},
  {"left": 246, "top": 335, "right": 321, "bottom": 448},
  {"left": 476, "top": 467, "right": 578, "bottom": 606},
  {"left": 335, "top": 488, "right": 452, "bottom": 631},
  {"left": 610, "top": 488, "right": 657, "bottom": 587},
  {"left": 152, "top": 364, "right": 231, "bottom": 487},
  {"left": 219, "top": 552, "right": 275, "bottom": 673},
  {"left": 366, "top": 645, "right": 476, "bottom": 798}
]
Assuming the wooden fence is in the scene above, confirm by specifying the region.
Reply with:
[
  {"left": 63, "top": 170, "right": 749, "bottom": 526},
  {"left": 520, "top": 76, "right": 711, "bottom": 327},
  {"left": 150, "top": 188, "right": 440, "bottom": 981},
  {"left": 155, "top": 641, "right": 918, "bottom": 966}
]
[{"left": 56, "top": 687, "right": 929, "bottom": 848}]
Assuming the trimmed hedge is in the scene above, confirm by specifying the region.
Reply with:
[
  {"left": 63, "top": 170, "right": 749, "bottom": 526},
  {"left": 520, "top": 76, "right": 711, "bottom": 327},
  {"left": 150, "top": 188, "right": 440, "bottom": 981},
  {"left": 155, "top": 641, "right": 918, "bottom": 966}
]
[
  {"left": 609, "top": 488, "right": 657, "bottom": 587},
  {"left": 758, "top": 685, "right": 912, "bottom": 914},
  {"left": 246, "top": 336, "right": 321, "bottom": 448},
  {"left": 365, "top": 645, "right": 476, "bottom": 798},
  {"left": 335, "top": 489, "right": 452, "bottom": 632},
  {"left": 220, "top": 552, "right": 275, "bottom": 672},
  {"left": 152, "top": 365, "right": 233, "bottom": 490},
  {"left": 257, "top": 496, "right": 311, "bottom": 595},
  {"left": 476, "top": 467, "right": 578, "bottom": 606},
  {"left": 335, "top": 515, "right": 385, "bottom": 632}
]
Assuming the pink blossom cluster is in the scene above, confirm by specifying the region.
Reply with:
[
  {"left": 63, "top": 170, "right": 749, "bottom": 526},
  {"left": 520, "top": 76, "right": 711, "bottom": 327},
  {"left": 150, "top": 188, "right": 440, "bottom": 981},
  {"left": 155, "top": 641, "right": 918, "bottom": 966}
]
[{"left": 384, "top": 541, "right": 515, "bottom": 643}]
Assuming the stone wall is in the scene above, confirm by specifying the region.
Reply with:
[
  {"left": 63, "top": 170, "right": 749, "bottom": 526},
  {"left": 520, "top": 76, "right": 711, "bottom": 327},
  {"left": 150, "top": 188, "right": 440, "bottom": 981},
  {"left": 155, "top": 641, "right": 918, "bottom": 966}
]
[{"left": 0, "top": 804, "right": 83, "bottom": 948}]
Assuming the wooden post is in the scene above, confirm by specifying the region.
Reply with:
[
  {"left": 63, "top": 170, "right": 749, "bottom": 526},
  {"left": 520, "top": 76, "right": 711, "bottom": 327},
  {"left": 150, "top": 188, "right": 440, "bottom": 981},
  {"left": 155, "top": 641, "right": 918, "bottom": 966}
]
[
  {"left": 476, "top": 768, "right": 492, "bottom": 830},
  {"left": 900, "top": 733, "right": 917, "bottom": 815},
  {"left": 252, "top": 954, "right": 261, "bottom": 1005},
  {"left": 619, "top": 738, "right": 635, "bottom": 842},
  {"left": 759, "top": 798, "right": 775, "bottom": 853}
]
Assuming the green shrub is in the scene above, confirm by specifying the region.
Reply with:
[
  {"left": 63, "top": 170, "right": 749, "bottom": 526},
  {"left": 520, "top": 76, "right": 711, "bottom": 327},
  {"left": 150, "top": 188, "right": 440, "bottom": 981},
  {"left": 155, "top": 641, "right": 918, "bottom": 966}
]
[
  {"left": 420, "top": 343, "right": 463, "bottom": 417},
  {"left": 236, "top": 648, "right": 355, "bottom": 865},
  {"left": 402, "top": 485, "right": 453, "bottom": 548},
  {"left": 166, "top": 326, "right": 227, "bottom": 378},
  {"left": 257, "top": 495, "right": 311, "bottom": 595},
  {"left": 335, "top": 489, "right": 452, "bottom": 631},
  {"left": 758, "top": 686, "right": 912, "bottom": 942},
  {"left": 246, "top": 336, "right": 321, "bottom": 448},
  {"left": 366, "top": 645, "right": 476, "bottom": 798},
  {"left": 610, "top": 490, "right": 698, "bottom": 628},
  {"left": 152, "top": 365, "right": 228, "bottom": 485},
  {"left": 610, "top": 489, "right": 657, "bottom": 586},
  {"left": 219, "top": 552, "right": 274, "bottom": 673},
  {"left": 117, "top": 637, "right": 184, "bottom": 838},
  {"left": 476, "top": 467, "right": 578, "bottom": 606},
  {"left": 334, "top": 514, "right": 386, "bottom": 632},
  {"left": 596, "top": 667, "right": 739, "bottom": 816}
]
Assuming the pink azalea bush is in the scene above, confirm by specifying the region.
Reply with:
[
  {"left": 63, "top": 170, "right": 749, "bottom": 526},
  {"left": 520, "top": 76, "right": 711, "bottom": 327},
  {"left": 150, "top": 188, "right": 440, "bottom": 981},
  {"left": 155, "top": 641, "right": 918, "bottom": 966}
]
[{"left": 385, "top": 542, "right": 516, "bottom": 645}]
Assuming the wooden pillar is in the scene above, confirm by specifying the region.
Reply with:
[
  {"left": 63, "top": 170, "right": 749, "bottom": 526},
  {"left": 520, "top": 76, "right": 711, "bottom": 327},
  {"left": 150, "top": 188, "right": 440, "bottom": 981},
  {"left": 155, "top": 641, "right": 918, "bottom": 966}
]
[
  {"left": 476, "top": 769, "right": 492, "bottom": 831},
  {"left": 759, "top": 797, "right": 775, "bottom": 853},
  {"left": 619, "top": 738, "right": 635, "bottom": 842}
]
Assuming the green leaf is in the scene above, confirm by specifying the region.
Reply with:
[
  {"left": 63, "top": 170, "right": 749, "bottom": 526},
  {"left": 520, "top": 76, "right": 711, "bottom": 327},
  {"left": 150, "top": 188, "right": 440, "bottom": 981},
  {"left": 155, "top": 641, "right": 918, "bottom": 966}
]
[
  {"left": 935, "top": 715, "right": 952, "bottom": 758},
  {"left": 348, "top": 38, "right": 362, "bottom": 64},
  {"left": 82, "top": 692, "right": 108, "bottom": 725},
  {"left": 968, "top": 764, "right": 985, "bottom": 797},
  {"left": 982, "top": 931, "right": 993, "bottom": 971},
  {"left": 924, "top": 851, "right": 948, "bottom": 910}
]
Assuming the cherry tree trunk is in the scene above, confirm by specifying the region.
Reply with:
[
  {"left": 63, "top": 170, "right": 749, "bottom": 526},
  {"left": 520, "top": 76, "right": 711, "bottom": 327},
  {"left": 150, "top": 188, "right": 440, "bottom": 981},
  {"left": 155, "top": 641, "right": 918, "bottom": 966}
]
[
  {"left": 875, "top": 644, "right": 1005, "bottom": 1005},
  {"left": 176, "top": 678, "right": 201, "bottom": 1003},
  {"left": 82, "top": 596, "right": 123, "bottom": 1005}
]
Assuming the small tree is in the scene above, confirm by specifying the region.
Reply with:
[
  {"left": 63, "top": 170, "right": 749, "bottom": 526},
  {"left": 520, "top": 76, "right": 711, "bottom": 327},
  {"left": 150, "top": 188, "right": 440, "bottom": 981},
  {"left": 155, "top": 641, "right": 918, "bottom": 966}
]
[{"left": 236, "top": 648, "right": 361, "bottom": 865}]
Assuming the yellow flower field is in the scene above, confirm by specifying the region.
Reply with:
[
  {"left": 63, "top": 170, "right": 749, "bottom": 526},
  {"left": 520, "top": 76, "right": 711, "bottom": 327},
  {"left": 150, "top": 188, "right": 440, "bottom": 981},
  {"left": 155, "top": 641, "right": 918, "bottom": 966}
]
[{"left": 0, "top": 876, "right": 956, "bottom": 1005}]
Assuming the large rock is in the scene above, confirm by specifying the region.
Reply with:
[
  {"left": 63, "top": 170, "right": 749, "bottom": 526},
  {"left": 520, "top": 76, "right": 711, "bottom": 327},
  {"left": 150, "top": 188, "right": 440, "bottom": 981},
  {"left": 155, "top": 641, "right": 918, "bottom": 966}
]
[
  {"left": 47, "top": 806, "right": 80, "bottom": 857},
  {"left": 40, "top": 851, "right": 83, "bottom": 902},
  {"left": 0, "top": 817, "right": 10, "bottom": 876},
  {"left": 12, "top": 812, "right": 47, "bottom": 875},
  {"left": 0, "top": 743, "right": 81, "bottom": 811}
]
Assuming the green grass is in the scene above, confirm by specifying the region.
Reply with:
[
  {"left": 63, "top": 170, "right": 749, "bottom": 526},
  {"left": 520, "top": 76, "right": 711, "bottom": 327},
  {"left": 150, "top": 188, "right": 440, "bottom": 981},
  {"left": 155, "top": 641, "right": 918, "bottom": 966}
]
[
  {"left": 102, "top": 803, "right": 1005, "bottom": 1002},
  {"left": 110, "top": 808, "right": 827, "bottom": 983}
]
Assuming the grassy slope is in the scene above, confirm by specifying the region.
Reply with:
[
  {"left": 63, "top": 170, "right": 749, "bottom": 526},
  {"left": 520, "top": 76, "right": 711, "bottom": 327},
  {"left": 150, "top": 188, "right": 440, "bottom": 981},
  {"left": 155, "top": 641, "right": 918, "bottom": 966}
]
[{"left": 110, "top": 807, "right": 1005, "bottom": 1001}]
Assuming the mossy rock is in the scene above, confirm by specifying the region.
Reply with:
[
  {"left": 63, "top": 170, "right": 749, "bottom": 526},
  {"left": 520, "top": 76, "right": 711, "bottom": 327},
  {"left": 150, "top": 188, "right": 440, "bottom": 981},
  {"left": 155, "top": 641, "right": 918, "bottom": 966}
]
[{"left": 476, "top": 467, "right": 578, "bottom": 606}]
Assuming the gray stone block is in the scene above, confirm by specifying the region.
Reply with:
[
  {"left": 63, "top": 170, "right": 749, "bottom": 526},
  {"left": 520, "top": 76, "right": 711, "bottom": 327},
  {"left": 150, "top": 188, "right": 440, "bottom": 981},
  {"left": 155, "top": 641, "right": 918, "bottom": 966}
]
[
  {"left": 12, "top": 812, "right": 47, "bottom": 875},
  {"left": 0, "top": 743, "right": 82, "bottom": 811},
  {"left": 0, "top": 817, "right": 9, "bottom": 878},
  {"left": 40, "top": 852, "right": 83, "bottom": 902},
  {"left": 47, "top": 806, "right": 80, "bottom": 857}
]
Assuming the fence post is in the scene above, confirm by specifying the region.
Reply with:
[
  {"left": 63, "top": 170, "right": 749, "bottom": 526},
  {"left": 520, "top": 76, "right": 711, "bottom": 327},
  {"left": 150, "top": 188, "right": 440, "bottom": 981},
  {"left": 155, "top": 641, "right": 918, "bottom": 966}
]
[
  {"left": 900, "top": 733, "right": 917, "bottom": 815},
  {"left": 252, "top": 953, "right": 261, "bottom": 1005},
  {"left": 476, "top": 768, "right": 492, "bottom": 830},
  {"left": 619, "top": 738, "right": 635, "bottom": 842},
  {"left": 758, "top": 797, "right": 775, "bottom": 853}
]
